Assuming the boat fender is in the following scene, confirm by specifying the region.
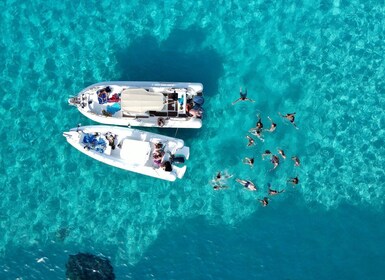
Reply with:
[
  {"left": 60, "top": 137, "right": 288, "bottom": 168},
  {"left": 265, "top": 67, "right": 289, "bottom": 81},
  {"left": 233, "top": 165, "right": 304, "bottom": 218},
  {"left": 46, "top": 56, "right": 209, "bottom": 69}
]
[{"left": 157, "top": 117, "right": 165, "bottom": 127}]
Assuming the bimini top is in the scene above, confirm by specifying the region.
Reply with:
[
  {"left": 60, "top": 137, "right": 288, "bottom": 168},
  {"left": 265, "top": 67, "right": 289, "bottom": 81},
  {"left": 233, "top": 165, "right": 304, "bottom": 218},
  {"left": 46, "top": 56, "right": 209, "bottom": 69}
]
[{"left": 121, "top": 88, "right": 164, "bottom": 113}]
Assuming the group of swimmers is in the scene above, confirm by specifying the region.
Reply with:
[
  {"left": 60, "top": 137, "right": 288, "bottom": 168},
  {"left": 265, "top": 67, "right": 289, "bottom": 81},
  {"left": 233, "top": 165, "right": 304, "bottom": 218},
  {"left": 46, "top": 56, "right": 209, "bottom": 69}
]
[{"left": 211, "top": 88, "right": 301, "bottom": 207}]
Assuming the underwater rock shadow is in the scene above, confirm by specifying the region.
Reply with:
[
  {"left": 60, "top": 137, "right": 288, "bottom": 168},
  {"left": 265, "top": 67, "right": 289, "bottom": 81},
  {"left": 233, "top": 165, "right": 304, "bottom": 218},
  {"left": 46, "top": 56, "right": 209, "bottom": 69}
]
[
  {"left": 115, "top": 28, "right": 223, "bottom": 140},
  {"left": 115, "top": 27, "right": 223, "bottom": 98}
]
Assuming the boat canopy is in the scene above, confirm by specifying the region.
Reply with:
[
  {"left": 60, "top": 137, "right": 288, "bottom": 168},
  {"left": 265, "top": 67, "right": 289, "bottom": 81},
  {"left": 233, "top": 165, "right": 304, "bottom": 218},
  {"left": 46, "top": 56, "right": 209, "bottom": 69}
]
[
  {"left": 120, "top": 139, "right": 151, "bottom": 165},
  {"left": 120, "top": 89, "right": 164, "bottom": 113}
]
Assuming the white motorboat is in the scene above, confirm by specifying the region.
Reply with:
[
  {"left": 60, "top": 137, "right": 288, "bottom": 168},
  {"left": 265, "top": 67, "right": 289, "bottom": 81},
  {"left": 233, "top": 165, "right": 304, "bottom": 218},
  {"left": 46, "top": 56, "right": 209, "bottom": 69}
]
[
  {"left": 68, "top": 81, "right": 205, "bottom": 128},
  {"left": 63, "top": 125, "right": 190, "bottom": 181}
]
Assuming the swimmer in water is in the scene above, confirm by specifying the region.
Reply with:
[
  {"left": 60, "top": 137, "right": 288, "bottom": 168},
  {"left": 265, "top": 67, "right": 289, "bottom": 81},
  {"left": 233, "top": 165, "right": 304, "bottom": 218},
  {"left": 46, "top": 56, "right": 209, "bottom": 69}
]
[
  {"left": 279, "top": 112, "right": 298, "bottom": 129},
  {"left": 249, "top": 129, "right": 264, "bottom": 142},
  {"left": 270, "top": 155, "right": 280, "bottom": 171},
  {"left": 291, "top": 156, "right": 300, "bottom": 166},
  {"left": 259, "top": 197, "right": 269, "bottom": 207},
  {"left": 246, "top": 135, "right": 255, "bottom": 146},
  {"left": 287, "top": 176, "right": 299, "bottom": 186},
  {"left": 214, "top": 171, "right": 233, "bottom": 182},
  {"left": 267, "top": 183, "right": 285, "bottom": 195},
  {"left": 236, "top": 179, "right": 257, "bottom": 191},
  {"left": 262, "top": 150, "right": 272, "bottom": 160},
  {"left": 213, "top": 184, "right": 229, "bottom": 191},
  {"left": 266, "top": 116, "right": 277, "bottom": 132},
  {"left": 256, "top": 114, "right": 263, "bottom": 130},
  {"left": 278, "top": 149, "right": 286, "bottom": 159},
  {"left": 243, "top": 157, "right": 254, "bottom": 168},
  {"left": 232, "top": 87, "right": 255, "bottom": 105}
]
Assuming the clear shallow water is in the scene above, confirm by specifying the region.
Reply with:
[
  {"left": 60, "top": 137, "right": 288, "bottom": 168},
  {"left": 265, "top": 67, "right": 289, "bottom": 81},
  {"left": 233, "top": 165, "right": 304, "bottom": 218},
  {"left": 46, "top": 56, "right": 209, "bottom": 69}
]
[{"left": 1, "top": 0, "right": 385, "bottom": 279}]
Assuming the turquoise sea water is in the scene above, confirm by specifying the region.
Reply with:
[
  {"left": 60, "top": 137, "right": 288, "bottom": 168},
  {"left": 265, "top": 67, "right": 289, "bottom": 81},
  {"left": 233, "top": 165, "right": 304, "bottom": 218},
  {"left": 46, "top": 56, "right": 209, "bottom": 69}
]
[{"left": 1, "top": 0, "right": 385, "bottom": 279}]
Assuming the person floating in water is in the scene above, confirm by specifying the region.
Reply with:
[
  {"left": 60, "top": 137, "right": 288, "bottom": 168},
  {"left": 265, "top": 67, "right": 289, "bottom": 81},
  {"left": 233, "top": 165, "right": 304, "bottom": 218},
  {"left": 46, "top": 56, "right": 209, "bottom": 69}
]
[
  {"left": 213, "top": 184, "right": 229, "bottom": 191},
  {"left": 246, "top": 135, "right": 255, "bottom": 146},
  {"left": 266, "top": 116, "right": 277, "bottom": 132},
  {"left": 278, "top": 149, "right": 286, "bottom": 159},
  {"left": 232, "top": 87, "right": 255, "bottom": 105},
  {"left": 279, "top": 112, "right": 298, "bottom": 129},
  {"left": 256, "top": 114, "right": 263, "bottom": 130},
  {"left": 262, "top": 150, "right": 272, "bottom": 160},
  {"left": 267, "top": 183, "right": 285, "bottom": 195},
  {"left": 249, "top": 129, "right": 264, "bottom": 142},
  {"left": 287, "top": 176, "right": 299, "bottom": 186},
  {"left": 270, "top": 155, "right": 280, "bottom": 171},
  {"left": 259, "top": 197, "right": 269, "bottom": 207},
  {"left": 236, "top": 179, "right": 257, "bottom": 191},
  {"left": 291, "top": 156, "right": 300, "bottom": 166},
  {"left": 214, "top": 171, "right": 233, "bottom": 181},
  {"left": 243, "top": 157, "right": 254, "bottom": 168},
  {"left": 249, "top": 114, "right": 264, "bottom": 141}
]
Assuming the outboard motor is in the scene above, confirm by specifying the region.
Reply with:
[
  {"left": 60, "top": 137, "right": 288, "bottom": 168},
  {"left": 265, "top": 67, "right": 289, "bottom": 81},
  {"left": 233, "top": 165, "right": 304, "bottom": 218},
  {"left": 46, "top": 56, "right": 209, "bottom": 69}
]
[{"left": 169, "top": 154, "right": 185, "bottom": 164}]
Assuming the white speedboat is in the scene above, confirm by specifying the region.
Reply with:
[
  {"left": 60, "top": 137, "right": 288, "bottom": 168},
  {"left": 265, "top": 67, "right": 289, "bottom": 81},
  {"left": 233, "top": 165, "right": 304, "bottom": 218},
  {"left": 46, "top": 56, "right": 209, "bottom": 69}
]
[
  {"left": 68, "top": 81, "right": 204, "bottom": 128},
  {"left": 63, "top": 125, "right": 190, "bottom": 181}
]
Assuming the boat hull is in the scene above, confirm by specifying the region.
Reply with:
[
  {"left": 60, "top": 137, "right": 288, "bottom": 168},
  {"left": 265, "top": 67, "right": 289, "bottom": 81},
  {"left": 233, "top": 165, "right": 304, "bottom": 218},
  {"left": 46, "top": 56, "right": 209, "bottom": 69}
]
[
  {"left": 63, "top": 125, "right": 190, "bottom": 181},
  {"left": 69, "top": 81, "right": 204, "bottom": 129}
]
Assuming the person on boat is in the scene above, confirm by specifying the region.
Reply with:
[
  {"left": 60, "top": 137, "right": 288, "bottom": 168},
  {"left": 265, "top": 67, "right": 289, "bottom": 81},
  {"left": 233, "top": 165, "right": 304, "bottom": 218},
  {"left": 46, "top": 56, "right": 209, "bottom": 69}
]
[
  {"left": 287, "top": 176, "right": 299, "bottom": 186},
  {"left": 232, "top": 87, "right": 255, "bottom": 105},
  {"left": 291, "top": 156, "right": 300, "bottom": 166},
  {"left": 259, "top": 197, "right": 269, "bottom": 207},
  {"left": 246, "top": 135, "right": 255, "bottom": 147},
  {"left": 189, "top": 108, "right": 203, "bottom": 118},
  {"left": 270, "top": 155, "right": 280, "bottom": 171},
  {"left": 243, "top": 157, "right": 254, "bottom": 168},
  {"left": 153, "top": 150, "right": 165, "bottom": 166},
  {"left": 105, "top": 132, "right": 116, "bottom": 150},
  {"left": 279, "top": 112, "right": 298, "bottom": 129},
  {"left": 97, "top": 88, "right": 109, "bottom": 104},
  {"left": 278, "top": 149, "right": 286, "bottom": 159},
  {"left": 161, "top": 161, "right": 173, "bottom": 172},
  {"left": 236, "top": 179, "right": 257, "bottom": 191},
  {"left": 157, "top": 117, "right": 166, "bottom": 127},
  {"left": 267, "top": 183, "right": 285, "bottom": 195},
  {"left": 262, "top": 150, "right": 272, "bottom": 159},
  {"left": 214, "top": 171, "right": 233, "bottom": 181},
  {"left": 154, "top": 142, "right": 164, "bottom": 151},
  {"left": 266, "top": 116, "right": 277, "bottom": 132}
]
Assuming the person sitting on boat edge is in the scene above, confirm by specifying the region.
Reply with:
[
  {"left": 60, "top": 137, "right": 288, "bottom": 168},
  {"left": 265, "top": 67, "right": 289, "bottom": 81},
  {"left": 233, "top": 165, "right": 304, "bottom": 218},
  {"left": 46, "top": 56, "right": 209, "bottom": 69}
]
[{"left": 153, "top": 150, "right": 165, "bottom": 166}]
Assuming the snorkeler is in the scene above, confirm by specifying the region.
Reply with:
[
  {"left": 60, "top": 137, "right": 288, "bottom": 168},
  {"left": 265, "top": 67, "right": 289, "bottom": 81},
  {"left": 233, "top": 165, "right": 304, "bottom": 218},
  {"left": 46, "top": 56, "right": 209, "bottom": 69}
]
[
  {"left": 262, "top": 150, "right": 272, "bottom": 159},
  {"left": 213, "top": 184, "right": 229, "bottom": 191},
  {"left": 232, "top": 87, "right": 255, "bottom": 105},
  {"left": 259, "top": 197, "right": 269, "bottom": 207},
  {"left": 270, "top": 155, "right": 280, "bottom": 171},
  {"left": 287, "top": 176, "right": 299, "bottom": 186},
  {"left": 236, "top": 179, "right": 257, "bottom": 191},
  {"left": 266, "top": 116, "right": 277, "bottom": 132},
  {"left": 243, "top": 157, "right": 254, "bottom": 168},
  {"left": 246, "top": 135, "right": 255, "bottom": 146},
  {"left": 279, "top": 112, "right": 298, "bottom": 129},
  {"left": 267, "top": 183, "right": 285, "bottom": 196},
  {"left": 249, "top": 129, "right": 264, "bottom": 142},
  {"left": 291, "top": 156, "right": 300, "bottom": 166},
  {"left": 278, "top": 149, "right": 286, "bottom": 159}
]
